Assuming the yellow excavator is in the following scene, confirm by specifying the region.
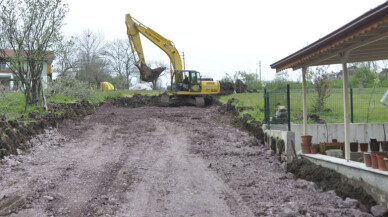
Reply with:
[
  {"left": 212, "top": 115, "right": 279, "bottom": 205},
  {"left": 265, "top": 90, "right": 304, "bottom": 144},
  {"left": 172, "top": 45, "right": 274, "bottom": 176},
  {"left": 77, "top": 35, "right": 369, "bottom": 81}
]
[{"left": 125, "top": 14, "right": 220, "bottom": 107}]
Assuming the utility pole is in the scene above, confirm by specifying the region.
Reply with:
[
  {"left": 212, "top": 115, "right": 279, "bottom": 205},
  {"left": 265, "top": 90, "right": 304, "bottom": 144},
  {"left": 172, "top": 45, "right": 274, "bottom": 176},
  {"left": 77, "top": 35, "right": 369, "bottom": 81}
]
[
  {"left": 259, "top": 60, "right": 262, "bottom": 82},
  {"left": 182, "top": 52, "right": 185, "bottom": 70}
]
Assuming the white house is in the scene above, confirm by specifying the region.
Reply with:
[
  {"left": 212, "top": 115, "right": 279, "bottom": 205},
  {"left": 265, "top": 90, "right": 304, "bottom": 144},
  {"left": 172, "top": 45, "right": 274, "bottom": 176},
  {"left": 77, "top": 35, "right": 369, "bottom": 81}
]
[{"left": 0, "top": 49, "right": 54, "bottom": 90}]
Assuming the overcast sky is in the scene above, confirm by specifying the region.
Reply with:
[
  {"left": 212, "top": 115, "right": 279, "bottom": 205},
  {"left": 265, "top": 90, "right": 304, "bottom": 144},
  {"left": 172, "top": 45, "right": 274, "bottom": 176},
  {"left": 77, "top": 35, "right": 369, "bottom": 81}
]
[{"left": 62, "top": 0, "right": 386, "bottom": 82}]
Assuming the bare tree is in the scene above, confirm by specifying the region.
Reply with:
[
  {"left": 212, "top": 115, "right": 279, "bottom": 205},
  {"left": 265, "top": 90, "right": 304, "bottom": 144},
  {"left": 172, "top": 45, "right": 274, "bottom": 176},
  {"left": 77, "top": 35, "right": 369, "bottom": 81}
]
[
  {"left": 75, "top": 30, "right": 110, "bottom": 88},
  {"left": 102, "top": 39, "right": 136, "bottom": 89},
  {"left": 54, "top": 37, "right": 78, "bottom": 77},
  {"left": 0, "top": 0, "right": 68, "bottom": 111}
]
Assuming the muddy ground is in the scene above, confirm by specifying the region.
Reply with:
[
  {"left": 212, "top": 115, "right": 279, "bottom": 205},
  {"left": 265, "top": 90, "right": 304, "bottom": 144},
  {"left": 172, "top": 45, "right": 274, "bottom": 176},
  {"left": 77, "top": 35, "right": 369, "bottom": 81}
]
[{"left": 0, "top": 100, "right": 376, "bottom": 216}]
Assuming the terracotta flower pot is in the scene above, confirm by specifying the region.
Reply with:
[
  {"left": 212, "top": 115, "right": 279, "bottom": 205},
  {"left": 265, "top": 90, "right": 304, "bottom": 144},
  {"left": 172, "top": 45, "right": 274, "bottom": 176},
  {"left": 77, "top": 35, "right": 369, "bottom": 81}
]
[
  {"left": 371, "top": 152, "right": 379, "bottom": 169},
  {"left": 377, "top": 153, "right": 388, "bottom": 171},
  {"left": 301, "top": 135, "right": 312, "bottom": 144},
  {"left": 364, "top": 153, "right": 372, "bottom": 167},
  {"left": 381, "top": 141, "right": 388, "bottom": 152},
  {"left": 301, "top": 142, "right": 311, "bottom": 154},
  {"left": 360, "top": 143, "right": 368, "bottom": 152},
  {"left": 350, "top": 142, "right": 358, "bottom": 152},
  {"left": 384, "top": 158, "right": 388, "bottom": 171},
  {"left": 310, "top": 145, "right": 319, "bottom": 154}
]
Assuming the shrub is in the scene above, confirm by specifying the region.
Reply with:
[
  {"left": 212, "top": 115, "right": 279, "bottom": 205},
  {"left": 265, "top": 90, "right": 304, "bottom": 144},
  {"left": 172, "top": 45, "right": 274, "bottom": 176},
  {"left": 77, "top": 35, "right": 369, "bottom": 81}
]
[{"left": 48, "top": 76, "right": 95, "bottom": 101}]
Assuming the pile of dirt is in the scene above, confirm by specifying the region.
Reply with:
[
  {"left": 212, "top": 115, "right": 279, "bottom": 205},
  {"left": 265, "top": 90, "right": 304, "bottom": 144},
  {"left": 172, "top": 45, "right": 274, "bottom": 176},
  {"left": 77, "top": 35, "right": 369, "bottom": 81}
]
[
  {"left": 112, "top": 94, "right": 220, "bottom": 108},
  {"left": 219, "top": 98, "right": 264, "bottom": 142},
  {"left": 111, "top": 94, "right": 162, "bottom": 107},
  {"left": 287, "top": 159, "right": 377, "bottom": 211},
  {"left": 235, "top": 79, "right": 247, "bottom": 93},
  {"left": 0, "top": 100, "right": 95, "bottom": 159},
  {"left": 219, "top": 80, "right": 248, "bottom": 95},
  {"left": 219, "top": 81, "right": 234, "bottom": 95}
]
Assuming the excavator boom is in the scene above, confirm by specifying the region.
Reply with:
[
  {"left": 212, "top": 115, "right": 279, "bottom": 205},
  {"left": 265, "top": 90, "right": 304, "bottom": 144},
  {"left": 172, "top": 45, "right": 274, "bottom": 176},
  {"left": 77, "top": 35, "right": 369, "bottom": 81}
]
[{"left": 125, "top": 14, "right": 182, "bottom": 81}]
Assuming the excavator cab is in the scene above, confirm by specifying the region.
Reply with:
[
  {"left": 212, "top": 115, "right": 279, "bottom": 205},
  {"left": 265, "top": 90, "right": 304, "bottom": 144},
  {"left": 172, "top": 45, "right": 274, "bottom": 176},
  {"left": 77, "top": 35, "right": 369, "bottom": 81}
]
[{"left": 170, "top": 70, "right": 201, "bottom": 92}]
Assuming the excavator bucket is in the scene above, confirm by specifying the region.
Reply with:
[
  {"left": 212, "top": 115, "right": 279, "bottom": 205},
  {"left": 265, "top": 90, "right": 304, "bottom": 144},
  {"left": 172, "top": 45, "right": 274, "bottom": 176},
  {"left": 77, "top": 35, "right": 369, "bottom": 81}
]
[{"left": 137, "top": 64, "right": 166, "bottom": 82}]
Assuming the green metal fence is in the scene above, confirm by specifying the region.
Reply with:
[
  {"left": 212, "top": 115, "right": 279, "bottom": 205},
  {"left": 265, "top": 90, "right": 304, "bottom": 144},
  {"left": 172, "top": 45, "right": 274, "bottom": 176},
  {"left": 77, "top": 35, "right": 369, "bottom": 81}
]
[
  {"left": 264, "top": 85, "right": 291, "bottom": 130},
  {"left": 264, "top": 85, "right": 388, "bottom": 126},
  {"left": 290, "top": 87, "right": 386, "bottom": 124}
]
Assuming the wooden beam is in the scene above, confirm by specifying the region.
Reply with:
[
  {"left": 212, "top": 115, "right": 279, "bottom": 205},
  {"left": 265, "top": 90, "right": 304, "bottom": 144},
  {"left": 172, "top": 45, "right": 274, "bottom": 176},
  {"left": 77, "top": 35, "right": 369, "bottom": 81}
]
[
  {"left": 340, "top": 51, "right": 351, "bottom": 161},
  {"left": 302, "top": 66, "right": 308, "bottom": 136},
  {"left": 294, "top": 32, "right": 388, "bottom": 70}
]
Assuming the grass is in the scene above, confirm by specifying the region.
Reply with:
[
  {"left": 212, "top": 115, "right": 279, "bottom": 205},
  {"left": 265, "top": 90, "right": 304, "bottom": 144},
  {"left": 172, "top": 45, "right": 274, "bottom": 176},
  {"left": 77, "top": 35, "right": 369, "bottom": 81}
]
[
  {"left": 3, "top": 87, "right": 387, "bottom": 124},
  {"left": 219, "top": 93, "right": 264, "bottom": 120},
  {"left": 0, "top": 90, "right": 165, "bottom": 120}
]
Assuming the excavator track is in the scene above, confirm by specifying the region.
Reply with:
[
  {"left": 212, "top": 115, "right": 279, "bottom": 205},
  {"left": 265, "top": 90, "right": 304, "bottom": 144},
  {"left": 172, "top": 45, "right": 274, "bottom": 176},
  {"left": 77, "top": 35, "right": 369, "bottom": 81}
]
[
  {"left": 195, "top": 97, "right": 205, "bottom": 107},
  {"left": 161, "top": 94, "right": 170, "bottom": 107}
]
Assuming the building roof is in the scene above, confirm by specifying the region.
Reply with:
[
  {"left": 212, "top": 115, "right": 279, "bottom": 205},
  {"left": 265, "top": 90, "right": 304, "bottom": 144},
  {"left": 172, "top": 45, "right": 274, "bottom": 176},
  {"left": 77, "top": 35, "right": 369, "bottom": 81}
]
[
  {"left": 0, "top": 49, "right": 55, "bottom": 61},
  {"left": 271, "top": 2, "right": 388, "bottom": 72}
]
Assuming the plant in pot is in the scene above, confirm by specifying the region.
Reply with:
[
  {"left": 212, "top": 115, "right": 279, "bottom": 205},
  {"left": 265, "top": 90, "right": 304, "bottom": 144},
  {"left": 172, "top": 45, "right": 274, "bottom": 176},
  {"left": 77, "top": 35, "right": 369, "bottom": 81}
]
[
  {"left": 350, "top": 137, "right": 358, "bottom": 152},
  {"left": 370, "top": 137, "right": 380, "bottom": 152}
]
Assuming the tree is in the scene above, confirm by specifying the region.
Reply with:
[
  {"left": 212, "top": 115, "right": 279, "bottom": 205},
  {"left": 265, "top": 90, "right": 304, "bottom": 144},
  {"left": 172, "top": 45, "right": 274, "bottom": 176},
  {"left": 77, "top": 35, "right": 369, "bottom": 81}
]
[
  {"left": 274, "top": 70, "right": 289, "bottom": 83},
  {"left": 54, "top": 37, "right": 78, "bottom": 77},
  {"left": 310, "top": 66, "right": 330, "bottom": 113},
  {"left": 0, "top": 0, "right": 68, "bottom": 111},
  {"left": 220, "top": 73, "right": 233, "bottom": 83},
  {"left": 102, "top": 39, "right": 136, "bottom": 89},
  {"left": 350, "top": 64, "right": 377, "bottom": 88},
  {"left": 75, "top": 30, "right": 110, "bottom": 88},
  {"left": 237, "top": 71, "right": 262, "bottom": 90}
]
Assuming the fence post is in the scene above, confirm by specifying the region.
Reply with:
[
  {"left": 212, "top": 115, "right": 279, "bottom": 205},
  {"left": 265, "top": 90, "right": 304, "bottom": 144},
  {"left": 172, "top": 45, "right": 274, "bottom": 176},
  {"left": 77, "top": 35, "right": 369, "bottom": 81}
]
[
  {"left": 287, "top": 84, "right": 291, "bottom": 131},
  {"left": 350, "top": 87, "right": 354, "bottom": 123}
]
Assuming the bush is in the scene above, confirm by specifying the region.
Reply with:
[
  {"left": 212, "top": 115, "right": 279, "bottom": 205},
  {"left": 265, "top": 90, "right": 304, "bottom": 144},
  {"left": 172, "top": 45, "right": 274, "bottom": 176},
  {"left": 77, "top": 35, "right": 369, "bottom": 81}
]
[{"left": 48, "top": 76, "right": 95, "bottom": 101}]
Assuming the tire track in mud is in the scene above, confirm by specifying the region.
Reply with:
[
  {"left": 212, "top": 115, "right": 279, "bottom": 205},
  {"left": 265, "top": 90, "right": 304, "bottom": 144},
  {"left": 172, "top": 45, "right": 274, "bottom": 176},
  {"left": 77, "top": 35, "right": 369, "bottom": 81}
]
[{"left": 115, "top": 119, "right": 254, "bottom": 217}]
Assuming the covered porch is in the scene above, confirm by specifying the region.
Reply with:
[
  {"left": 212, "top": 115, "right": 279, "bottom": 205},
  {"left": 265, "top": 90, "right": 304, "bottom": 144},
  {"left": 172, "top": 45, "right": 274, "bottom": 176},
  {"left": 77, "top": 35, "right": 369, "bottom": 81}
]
[{"left": 270, "top": 1, "right": 388, "bottom": 208}]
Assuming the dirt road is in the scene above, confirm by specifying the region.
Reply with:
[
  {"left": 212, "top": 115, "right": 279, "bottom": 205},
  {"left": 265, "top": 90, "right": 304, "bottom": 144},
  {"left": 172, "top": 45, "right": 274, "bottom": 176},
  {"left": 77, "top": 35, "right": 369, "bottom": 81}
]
[{"left": 0, "top": 103, "right": 372, "bottom": 216}]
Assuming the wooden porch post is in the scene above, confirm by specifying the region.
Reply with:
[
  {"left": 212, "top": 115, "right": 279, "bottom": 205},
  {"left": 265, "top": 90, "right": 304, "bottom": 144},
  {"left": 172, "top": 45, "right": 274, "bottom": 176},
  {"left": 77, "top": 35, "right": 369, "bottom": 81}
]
[
  {"left": 341, "top": 51, "right": 351, "bottom": 161},
  {"left": 302, "top": 66, "right": 308, "bottom": 135}
]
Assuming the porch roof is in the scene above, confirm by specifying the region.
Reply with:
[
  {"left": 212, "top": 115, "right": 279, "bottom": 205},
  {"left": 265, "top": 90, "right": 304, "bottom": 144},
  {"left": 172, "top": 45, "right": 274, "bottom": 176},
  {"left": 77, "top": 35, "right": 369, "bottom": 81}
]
[{"left": 270, "top": 2, "right": 388, "bottom": 72}]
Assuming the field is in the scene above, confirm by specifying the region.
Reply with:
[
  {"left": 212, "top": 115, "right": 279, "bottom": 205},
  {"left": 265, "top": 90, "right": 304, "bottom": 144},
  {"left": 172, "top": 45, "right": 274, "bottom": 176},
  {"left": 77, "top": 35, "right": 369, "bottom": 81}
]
[
  {"left": 219, "top": 87, "right": 388, "bottom": 124},
  {"left": 2, "top": 88, "right": 387, "bottom": 124}
]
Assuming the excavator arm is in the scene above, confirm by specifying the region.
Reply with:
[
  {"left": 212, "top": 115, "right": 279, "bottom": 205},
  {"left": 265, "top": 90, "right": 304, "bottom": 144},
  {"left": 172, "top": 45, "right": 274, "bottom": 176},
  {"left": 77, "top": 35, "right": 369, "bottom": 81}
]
[{"left": 125, "top": 14, "right": 182, "bottom": 82}]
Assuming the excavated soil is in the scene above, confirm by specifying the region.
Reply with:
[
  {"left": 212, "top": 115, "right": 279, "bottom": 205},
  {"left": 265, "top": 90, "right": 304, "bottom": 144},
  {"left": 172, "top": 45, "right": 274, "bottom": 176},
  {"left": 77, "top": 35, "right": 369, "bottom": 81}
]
[
  {"left": 0, "top": 97, "right": 375, "bottom": 216},
  {"left": 287, "top": 159, "right": 376, "bottom": 210},
  {"left": 0, "top": 100, "right": 95, "bottom": 159}
]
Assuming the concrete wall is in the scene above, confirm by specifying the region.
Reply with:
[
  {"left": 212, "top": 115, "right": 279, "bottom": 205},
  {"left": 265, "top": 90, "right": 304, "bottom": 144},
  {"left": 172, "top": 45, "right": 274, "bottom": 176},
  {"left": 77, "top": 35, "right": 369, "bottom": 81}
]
[
  {"left": 292, "top": 123, "right": 388, "bottom": 153},
  {"left": 263, "top": 128, "right": 295, "bottom": 162},
  {"left": 303, "top": 154, "right": 388, "bottom": 208}
]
